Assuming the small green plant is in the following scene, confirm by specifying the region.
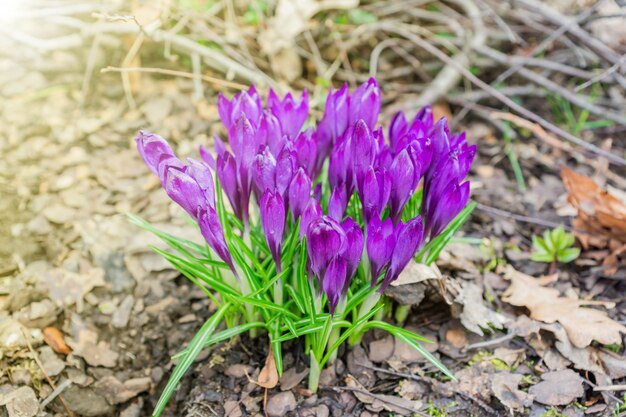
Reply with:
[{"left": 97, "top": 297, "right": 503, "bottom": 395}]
[
  {"left": 613, "top": 393, "right": 626, "bottom": 417},
  {"left": 531, "top": 226, "right": 580, "bottom": 265}
]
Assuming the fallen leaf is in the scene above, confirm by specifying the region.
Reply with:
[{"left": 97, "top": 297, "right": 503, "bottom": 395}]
[
  {"left": 561, "top": 167, "right": 626, "bottom": 266},
  {"left": 344, "top": 375, "right": 422, "bottom": 416},
  {"left": 251, "top": 346, "right": 278, "bottom": 389},
  {"left": 279, "top": 367, "right": 308, "bottom": 391},
  {"left": 43, "top": 327, "right": 71, "bottom": 355},
  {"left": 528, "top": 369, "right": 584, "bottom": 406},
  {"left": 491, "top": 372, "right": 534, "bottom": 410},
  {"left": 503, "top": 266, "right": 626, "bottom": 348},
  {"left": 456, "top": 282, "right": 507, "bottom": 336}
]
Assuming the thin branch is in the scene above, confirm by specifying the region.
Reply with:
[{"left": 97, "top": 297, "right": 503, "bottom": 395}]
[{"left": 378, "top": 23, "right": 626, "bottom": 167}]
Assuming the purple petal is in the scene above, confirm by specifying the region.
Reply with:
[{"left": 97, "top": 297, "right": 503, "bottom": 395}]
[
  {"left": 300, "top": 198, "right": 322, "bottom": 240},
  {"left": 288, "top": 168, "right": 312, "bottom": 222},
  {"left": 260, "top": 189, "right": 286, "bottom": 271},
  {"left": 164, "top": 167, "right": 205, "bottom": 218},
  {"left": 293, "top": 128, "right": 317, "bottom": 177},
  {"left": 323, "top": 256, "right": 347, "bottom": 315},
  {"left": 428, "top": 180, "right": 470, "bottom": 238},
  {"left": 306, "top": 216, "right": 347, "bottom": 280},
  {"left": 381, "top": 216, "right": 424, "bottom": 291},
  {"left": 366, "top": 215, "right": 395, "bottom": 286},
  {"left": 341, "top": 217, "right": 364, "bottom": 283},
  {"left": 186, "top": 158, "right": 216, "bottom": 208},
  {"left": 198, "top": 207, "right": 235, "bottom": 274},
  {"left": 275, "top": 145, "right": 298, "bottom": 197},
  {"left": 349, "top": 77, "right": 381, "bottom": 129},
  {"left": 252, "top": 145, "right": 277, "bottom": 195},
  {"left": 389, "top": 149, "right": 417, "bottom": 223},
  {"left": 389, "top": 111, "right": 408, "bottom": 152},
  {"left": 350, "top": 120, "right": 375, "bottom": 186},
  {"left": 136, "top": 130, "right": 175, "bottom": 175},
  {"left": 328, "top": 186, "right": 347, "bottom": 222},
  {"left": 216, "top": 152, "right": 242, "bottom": 219}
]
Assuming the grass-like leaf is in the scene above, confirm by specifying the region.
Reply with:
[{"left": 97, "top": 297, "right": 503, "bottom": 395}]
[{"left": 152, "top": 302, "right": 232, "bottom": 417}]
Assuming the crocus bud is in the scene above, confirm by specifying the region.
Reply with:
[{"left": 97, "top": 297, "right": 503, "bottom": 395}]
[
  {"left": 366, "top": 215, "right": 395, "bottom": 285},
  {"left": 307, "top": 216, "right": 347, "bottom": 279},
  {"left": 381, "top": 216, "right": 424, "bottom": 291},
  {"left": 428, "top": 180, "right": 470, "bottom": 238},
  {"left": 318, "top": 83, "right": 350, "bottom": 142},
  {"left": 275, "top": 145, "right": 298, "bottom": 197},
  {"left": 136, "top": 131, "right": 175, "bottom": 175},
  {"left": 293, "top": 128, "right": 317, "bottom": 177},
  {"left": 323, "top": 256, "right": 347, "bottom": 315},
  {"left": 260, "top": 189, "right": 286, "bottom": 271},
  {"left": 389, "top": 149, "right": 417, "bottom": 223},
  {"left": 389, "top": 111, "right": 408, "bottom": 152},
  {"left": 341, "top": 218, "right": 364, "bottom": 282},
  {"left": 288, "top": 168, "right": 311, "bottom": 222},
  {"left": 359, "top": 167, "right": 391, "bottom": 225},
  {"left": 198, "top": 207, "right": 235, "bottom": 274},
  {"left": 217, "top": 152, "right": 242, "bottom": 220},
  {"left": 163, "top": 166, "right": 206, "bottom": 219},
  {"left": 252, "top": 145, "right": 277, "bottom": 195},
  {"left": 300, "top": 198, "right": 322, "bottom": 240},
  {"left": 328, "top": 186, "right": 347, "bottom": 222},
  {"left": 218, "top": 85, "right": 263, "bottom": 129},
  {"left": 186, "top": 158, "right": 216, "bottom": 209},
  {"left": 260, "top": 112, "right": 285, "bottom": 157},
  {"left": 199, "top": 144, "right": 216, "bottom": 170},
  {"left": 350, "top": 120, "right": 376, "bottom": 186},
  {"left": 349, "top": 77, "right": 381, "bottom": 129},
  {"left": 268, "top": 89, "right": 309, "bottom": 138}
]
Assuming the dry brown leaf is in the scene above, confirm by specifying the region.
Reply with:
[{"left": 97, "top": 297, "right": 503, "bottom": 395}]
[
  {"left": 250, "top": 346, "right": 278, "bottom": 389},
  {"left": 503, "top": 266, "right": 626, "bottom": 348},
  {"left": 561, "top": 167, "right": 626, "bottom": 245}
]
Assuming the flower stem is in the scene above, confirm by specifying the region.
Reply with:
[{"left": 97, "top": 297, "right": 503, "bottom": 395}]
[
  {"left": 348, "top": 291, "right": 381, "bottom": 346},
  {"left": 308, "top": 351, "right": 321, "bottom": 392},
  {"left": 395, "top": 304, "right": 411, "bottom": 325},
  {"left": 326, "top": 299, "right": 346, "bottom": 364}
]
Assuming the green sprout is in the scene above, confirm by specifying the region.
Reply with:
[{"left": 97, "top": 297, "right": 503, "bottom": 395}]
[{"left": 531, "top": 226, "right": 580, "bottom": 265}]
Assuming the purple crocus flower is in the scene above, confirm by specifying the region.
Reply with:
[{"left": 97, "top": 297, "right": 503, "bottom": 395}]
[
  {"left": 252, "top": 145, "right": 277, "bottom": 196},
  {"left": 218, "top": 85, "right": 263, "bottom": 129},
  {"left": 259, "top": 112, "right": 285, "bottom": 157},
  {"left": 322, "top": 256, "right": 347, "bottom": 315},
  {"left": 275, "top": 144, "right": 298, "bottom": 198},
  {"left": 216, "top": 152, "right": 242, "bottom": 220},
  {"left": 162, "top": 165, "right": 207, "bottom": 219},
  {"left": 268, "top": 89, "right": 309, "bottom": 138},
  {"left": 198, "top": 206, "right": 236, "bottom": 274},
  {"left": 341, "top": 218, "right": 364, "bottom": 282},
  {"left": 328, "top": 186, "right": 348, "bottom": 222},
  {"left": 366, "top": 215, "right": 396, "bottom": 285},
  {"left": 381, "top": 216, "right": 424, "bottom": 291},
  {"left": 136, "top": 131, "right": 175, "bottom": 174},
  {"left": 359, "top": 167, "right": 391, "bottom": 225},
  {"left": 349, "top": 77, "right": 381, "bottom": 130},
  {"left": 288, "top": 168, "right": 312, "bottom": 222},
  {"left": 388, "top": 148, "right": 418, "bottom": 223},
  {"left": 427, "top": 180, "right": 470, "bottom": 238},
  {"left": 306, "top": 216, "right": 347, "bottom": 280},
  {"left": 350, "top": 120, "right": 376, "bottom": 188},
  {"left": 317, "top": 83, "right": 350, "bottom": 150},
  {"left": 293, "top": 128, "right": 317, "bottom": 178},
  {"left": 260, "top": 189, "right": 286, "bottom": 271},
  {"left": 300, "top": 198, "right": 322, "bottom": 240}
]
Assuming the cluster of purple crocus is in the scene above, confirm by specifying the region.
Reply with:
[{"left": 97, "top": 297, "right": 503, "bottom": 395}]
[{"left": 136, "top": 78, "right": 475, "bottom": 314}]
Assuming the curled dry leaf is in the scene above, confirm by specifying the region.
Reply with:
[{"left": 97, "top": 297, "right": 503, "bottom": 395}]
[
  {"left": 455, "top": 282, "right": 507, "bottom": 336},
  {"left": 43, "top": 327, "right": 71, "bottom": 355},
  {"left": 250, "top": 345, "right": 279, "bottom": 389},
  {"left": 561, "top": 167, "right": 626, "bottom": 274},
  {"left": 503, "top": 265, "right": 626, "bottom": 348}
]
